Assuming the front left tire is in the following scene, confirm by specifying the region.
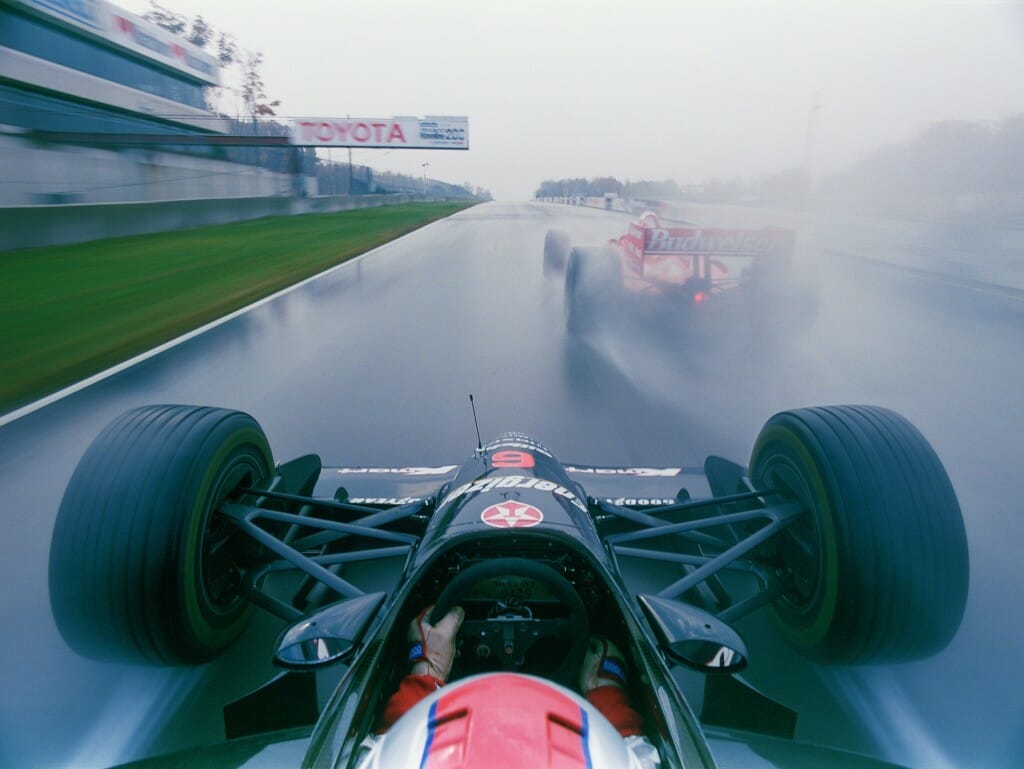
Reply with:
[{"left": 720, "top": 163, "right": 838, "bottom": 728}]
[{"left": 49, "top": 404, "right": 273, "bottom": 665}]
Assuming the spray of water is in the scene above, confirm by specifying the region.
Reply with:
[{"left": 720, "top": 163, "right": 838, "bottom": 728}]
[
  {"left": 816, "top": 667, "right": 957, "bottom": 769},
  {"left": 62, "top": 667, "right": 204, "bottom": 769}
]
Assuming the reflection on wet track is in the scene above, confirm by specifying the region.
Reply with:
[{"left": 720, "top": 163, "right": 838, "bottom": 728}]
[{"left": 1, "top": 202, "right": 1020, "bottom": 768}]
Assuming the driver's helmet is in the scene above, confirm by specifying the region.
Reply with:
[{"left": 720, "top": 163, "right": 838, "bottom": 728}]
[
  {"left": 639, "top": 211, "right": 661, "bottom": 228},
  {"left": 358, "top": 673, "right": 635, "bottom": 769}
]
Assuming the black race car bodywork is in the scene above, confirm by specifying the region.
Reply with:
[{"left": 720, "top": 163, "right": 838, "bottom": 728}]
[{"left": 49, "top": 404, "right": 970, "bottom": 769}]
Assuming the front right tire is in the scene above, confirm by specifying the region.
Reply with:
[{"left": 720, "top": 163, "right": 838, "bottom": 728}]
[{"left": 749, "top": 405, "right": 969, "bottom": 664}]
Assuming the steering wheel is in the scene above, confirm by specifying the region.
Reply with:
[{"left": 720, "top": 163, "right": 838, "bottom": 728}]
[{"left": 429, "top": 558, "right": 589, "bottom": 688}]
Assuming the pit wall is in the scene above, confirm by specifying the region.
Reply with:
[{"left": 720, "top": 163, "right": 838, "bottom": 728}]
[{"left": 0, "top": 135, "right": 299, "bottom": 207}]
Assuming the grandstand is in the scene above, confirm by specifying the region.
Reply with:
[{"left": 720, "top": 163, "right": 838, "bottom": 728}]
[{"left": 0, "top": 0, "right": 311, "bottom": 204}]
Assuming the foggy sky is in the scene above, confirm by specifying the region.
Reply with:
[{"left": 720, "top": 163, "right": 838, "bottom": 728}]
[{"left": 117, "top": 0, "right": 1024, "bottom": 199}]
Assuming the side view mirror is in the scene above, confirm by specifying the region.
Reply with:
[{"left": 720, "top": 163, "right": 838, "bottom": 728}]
[
  {"left": 273, "top": 592, "right": 385, "bottom": 669},
  {"left": 639, "top": 594, "right": 748, "bottom": 673}
]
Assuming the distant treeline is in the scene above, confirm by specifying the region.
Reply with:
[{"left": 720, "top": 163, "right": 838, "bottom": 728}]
[
  {"left": 817, "top": 115, "right": 1024, "bottom": 216},
  {"left": 536, "top": 114, "right": 1024, "bottom": 218},
  {"left": 535, "top": 177, "right": 687, "bottom": 200}
]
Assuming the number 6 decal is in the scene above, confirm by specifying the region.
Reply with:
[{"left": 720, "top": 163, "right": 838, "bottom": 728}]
[{"left": 492, "top": 450, "right": 535, "bottom": 469}]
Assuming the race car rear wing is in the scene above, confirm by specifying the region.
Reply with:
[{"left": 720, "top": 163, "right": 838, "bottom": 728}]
[
  {"left": 642, "top": 226, "right": 795, "bottom": 259},
  {"left": 622, "top": 212, "right": 795, "bottom": 286},
  {"left": 626, "top": 212, "right": 794, "bottom": 258}
]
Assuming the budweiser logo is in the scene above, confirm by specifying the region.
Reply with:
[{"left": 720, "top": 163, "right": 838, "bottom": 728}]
[{"left": 645, "top": 228, "right": 792, "bottom": 256}]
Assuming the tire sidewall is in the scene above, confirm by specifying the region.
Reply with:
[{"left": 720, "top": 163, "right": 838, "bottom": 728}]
[
  {"left": 50, "top": 405, "right": 274, "bottom": 665},
  {"left": 565, "top": 246, "right": 621, "bottom": 333},
  {"left": 178, "top": 423, "right": 272, "bottom": 656},
  {"left": 565, "top": 249, "right": 585, "bottom": 332},
  {"left": 750, "top": 423, "right": 840, "bottom": 652},
  {"left": 544, "top": 229, "right": 570, "bottom": 277},
  {"left": 749, "top": 405, "right": 968, "bottom": 664}
]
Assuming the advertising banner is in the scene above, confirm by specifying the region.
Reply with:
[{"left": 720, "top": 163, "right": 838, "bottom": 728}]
[
  {"left": 17, "top": 0, "right": 219, "bottom": 83},
  {"left": 289, "top": 117, "right": 469, "bottom": 149},
  {"left": 643, "top": 227, "right": 795, "bottom": 257}
]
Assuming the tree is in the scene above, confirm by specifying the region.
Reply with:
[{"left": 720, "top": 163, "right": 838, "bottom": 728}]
[
  {"left": 240, "top": 51, "right": 281, "bottom": 121},
  {"left": 188, "top": 15, "right": 213, "bottom": 49},
  {"left": 216, "top": 32, "right": 237, "bottom": 66},
  {"left": 143, "top": 2, "right": 186, "bottom": 35},
  {"left": 144, "top": 2, "right": 276, "bottom": 119}
]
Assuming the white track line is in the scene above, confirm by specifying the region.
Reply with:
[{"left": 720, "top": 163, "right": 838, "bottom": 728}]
[{"left": 0, "top": 223, "right": 435, "bottom": 428}]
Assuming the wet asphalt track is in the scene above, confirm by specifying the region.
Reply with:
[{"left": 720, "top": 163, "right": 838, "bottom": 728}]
[{"left": 0, "top": 201, "right": 1021, "bottom": 769}]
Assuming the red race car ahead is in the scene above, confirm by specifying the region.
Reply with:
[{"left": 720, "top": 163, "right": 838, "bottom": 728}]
[{"left": 544, "top": 212, "right": 812, "bottom": 335}]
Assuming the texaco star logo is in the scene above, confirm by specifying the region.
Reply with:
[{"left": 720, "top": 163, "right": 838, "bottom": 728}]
[{"left": 480, "top": 501, "right": 544, "bottom": 528}]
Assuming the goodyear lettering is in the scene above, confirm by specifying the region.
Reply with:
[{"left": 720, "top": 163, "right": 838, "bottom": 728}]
[
  {"left": 334, "top": 466, "right": 458, "bottom": 476},
  {"left": 348, "top": 497, "right": 421, "bottom": 505},
  {"left": 565, "top": 466, "right": 682, "bottom": 477},
  {"left": 605, "top": 498, "right": 677, "bottom": 507}
]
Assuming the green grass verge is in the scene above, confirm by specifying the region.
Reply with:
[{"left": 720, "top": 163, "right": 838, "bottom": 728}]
[{"left": 0, "top": 200, "right": 475, "bottom": 414}]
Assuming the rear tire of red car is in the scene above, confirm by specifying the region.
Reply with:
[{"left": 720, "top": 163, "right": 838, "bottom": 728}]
[
  {"left": 748, "top": 405, "right": 968, "bottom": 664},
  {"left": 49, "top": 404, "right": 273, "bottom": 665},
  {"left": 543, "top": 228, "right": 571, "bottom": 277},
  {"left": 565, "top": 246, "right": 621, "bottom": 334}
]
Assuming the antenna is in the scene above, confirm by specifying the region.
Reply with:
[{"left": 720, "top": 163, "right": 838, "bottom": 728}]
[{"left": 469, "top": 394, "right": 483, "bottom": 452}]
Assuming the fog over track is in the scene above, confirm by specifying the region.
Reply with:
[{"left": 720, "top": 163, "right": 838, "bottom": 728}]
[{"left": 1, "top": 202, "right": 1020, "bottom": 769}]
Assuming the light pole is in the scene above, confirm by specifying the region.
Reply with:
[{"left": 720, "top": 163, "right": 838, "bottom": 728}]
[
  {"left": 421, "top": 162, "right": 429, "bottom": 198},
  {"left": 802, "top": 93, "right": 822, "bottom": 186}
]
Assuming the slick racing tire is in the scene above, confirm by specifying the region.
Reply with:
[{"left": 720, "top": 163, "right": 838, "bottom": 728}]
[
  {"left": 49, "top": 405, "right": 273, "bottom": 665},
  {"left": 749, "top": 405, "right": 968, "bottom": 664},
  {"left": 565, "top": 245, "right": 621, "bottom": 334},
  {"left": 543, "top": 228, "right": 572, "bottom": 278}
]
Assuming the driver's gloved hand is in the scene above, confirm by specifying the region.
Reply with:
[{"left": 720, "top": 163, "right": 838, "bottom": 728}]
[
  {"left": 408, "top": 605, "right": 465, "bottom": 683},
  {"left": 579, "top": 636, "right": 629, "bottom": 693}
]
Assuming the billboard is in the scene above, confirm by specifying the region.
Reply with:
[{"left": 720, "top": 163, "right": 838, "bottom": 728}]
[
  {"left": 16, "top": 0, "right": 220, "bottom": 84},
  {"left": 290, "top": 117, "right": 469, "bottom": 149}
]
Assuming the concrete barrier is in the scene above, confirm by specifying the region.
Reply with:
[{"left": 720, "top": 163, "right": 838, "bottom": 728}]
[{"left": 0, "top": 193, "right": 419, "bottom": 252}]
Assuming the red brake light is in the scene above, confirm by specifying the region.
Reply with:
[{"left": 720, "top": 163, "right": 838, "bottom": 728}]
[{"left": 693, "top": 292, "right": 706, "bottom": 304}]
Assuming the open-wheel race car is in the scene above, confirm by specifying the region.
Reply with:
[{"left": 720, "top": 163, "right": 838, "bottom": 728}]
[
  {"left": 49, "top": 403, "right": 969, "bottom": 769},
  {"left": 544, "top": 213, "right": 817, "bottom": 337}
]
